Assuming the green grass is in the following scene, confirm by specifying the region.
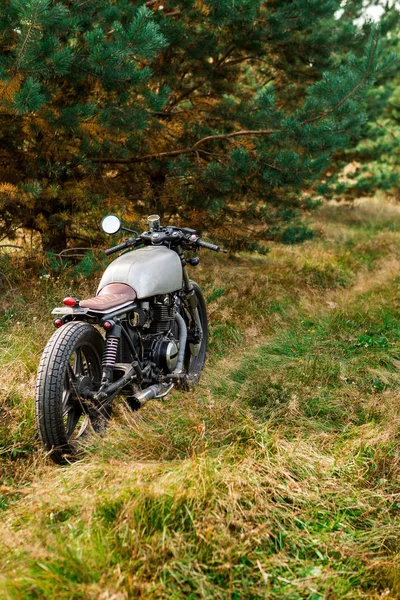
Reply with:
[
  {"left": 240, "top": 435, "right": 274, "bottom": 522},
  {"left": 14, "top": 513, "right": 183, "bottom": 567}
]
[{"left": 1, "top": 198, "right": 400, "bottom": 598}]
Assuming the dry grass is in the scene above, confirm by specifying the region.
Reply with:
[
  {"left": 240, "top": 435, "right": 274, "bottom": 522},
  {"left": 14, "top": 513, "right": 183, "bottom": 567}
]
[{"left": 1, "top": 198, "right": 400, "bottom": 598}]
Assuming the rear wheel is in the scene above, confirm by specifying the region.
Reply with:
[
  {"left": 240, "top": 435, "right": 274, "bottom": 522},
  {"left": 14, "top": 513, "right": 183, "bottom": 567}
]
[
  {"left": 35, "top": 321, "right": 108, "bottom": 464},
  {"left": 182, "top": 281, "right": 208, "bottom": 385}
]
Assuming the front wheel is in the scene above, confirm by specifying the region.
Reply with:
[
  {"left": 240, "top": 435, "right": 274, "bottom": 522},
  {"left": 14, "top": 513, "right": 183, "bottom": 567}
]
[
  {"left": 35, "top": 321, "right": 108, "bottom": 464},
  {"left": 182, "top": 281, "right": 208, "bottom": 386}
]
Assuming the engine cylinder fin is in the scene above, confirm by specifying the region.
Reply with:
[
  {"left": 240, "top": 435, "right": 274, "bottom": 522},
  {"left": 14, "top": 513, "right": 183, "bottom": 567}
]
[{"left": 149, "top": 303, "right": 176, "bottom": 334}]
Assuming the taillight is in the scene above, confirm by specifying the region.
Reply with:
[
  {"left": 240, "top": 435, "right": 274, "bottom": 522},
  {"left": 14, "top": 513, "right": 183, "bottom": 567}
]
[{"left": 63, "top": 297, "right": 79, "bottom": 307}]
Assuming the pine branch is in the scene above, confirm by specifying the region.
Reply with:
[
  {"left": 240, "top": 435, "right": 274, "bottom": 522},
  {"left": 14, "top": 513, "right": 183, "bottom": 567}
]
[
  {"left": 77, "top": 0, "right": 94, "bottom": 8},
  {"left": 13, "top": 1, "right": 41, "bottom": 75},
  {"left": 224, "top": 56, "right": 260, "bottom": 67},
  {"left": 301, "top": 32, "right": 379, "bottom": 127},
  {"left": 92, "top": 130, "right": 276, "bottom": 164},
  {"left": 166, "top": 82, "right": 206, "bottom": 111},
  {"left": 0, "top": 1, "right": 41, "bottom": 101},
  {"left": 92, "top": 34, "right": 381, "bottom": 166},
  {"left": 164, "top": 47, "right": 239, "bottom": 112},
  {"left": 215, "top": 46, "right": 236, "bottom": 68}
]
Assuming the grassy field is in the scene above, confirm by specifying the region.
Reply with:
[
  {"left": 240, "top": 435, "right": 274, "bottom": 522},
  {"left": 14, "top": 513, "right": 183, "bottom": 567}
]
[{"left": 1, "top": 197, "right": 400, "bottom": 598}]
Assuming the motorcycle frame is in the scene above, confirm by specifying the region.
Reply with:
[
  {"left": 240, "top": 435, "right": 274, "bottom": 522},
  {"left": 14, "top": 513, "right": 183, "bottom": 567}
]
[{"left": 52, "top": 246, "right": 202, "bottom": 404}]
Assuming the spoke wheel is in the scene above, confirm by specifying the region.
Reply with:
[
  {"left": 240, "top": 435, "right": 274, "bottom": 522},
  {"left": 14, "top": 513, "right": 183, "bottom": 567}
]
[{"left": 35, "top": 321, "right": 108, "bottom": 464}]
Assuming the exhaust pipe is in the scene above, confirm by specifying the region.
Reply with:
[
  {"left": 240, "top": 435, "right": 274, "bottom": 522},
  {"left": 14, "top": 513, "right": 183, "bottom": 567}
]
[
  {"left": 173, "top": 312, "right": 187, "bottom": 375},
  {"left": 129, "top": 382, "right": 174, "bottom": 409}
]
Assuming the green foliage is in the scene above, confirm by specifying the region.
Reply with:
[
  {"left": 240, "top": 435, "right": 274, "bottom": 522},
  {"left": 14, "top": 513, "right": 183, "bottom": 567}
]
[
  {"left": 330, "top": 4, "right": 400, "bottom": 199},
  {"left": 280, "top": 224, "right": 315, "bottom": 245},
  {"left": 0, "top": 0, "right": 167, "bottom": 251},
  {"left": 12, "top": 77, "right": 46, "bottom": 115},
  {"left": 0, "top": 0, "right": 396, "bottom": 253},
  {"left": 72, "top": 252, "right": 104, "bottom": 278}
]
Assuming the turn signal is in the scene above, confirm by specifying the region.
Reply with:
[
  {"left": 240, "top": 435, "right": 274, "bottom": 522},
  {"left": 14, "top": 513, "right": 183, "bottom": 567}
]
[
  {"left": 103, "top": 321, "right": 113, "bottom": 330},
  {"left": 54, "top": 318, "right": 63, "bottom": 328},
  {"left": 63, "top": 297, "right": 79, "bottom": 307}
]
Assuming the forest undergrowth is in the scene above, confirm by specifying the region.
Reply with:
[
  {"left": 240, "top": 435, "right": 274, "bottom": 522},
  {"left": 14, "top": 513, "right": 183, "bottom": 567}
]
[{"left": 1, "top": 197, "right": 400, "bottom": 598}]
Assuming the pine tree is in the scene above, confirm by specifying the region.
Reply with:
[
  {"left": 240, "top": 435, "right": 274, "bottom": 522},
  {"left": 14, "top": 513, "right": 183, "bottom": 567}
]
[
  {"left": 0, "top": 0, "right": 395, "bottom": 252},
  {"left": 330, "top": 3, "right": 400, "bottom": 200},
  {"left": 0, "top": 0, "right": 167, "bottom": 251}
]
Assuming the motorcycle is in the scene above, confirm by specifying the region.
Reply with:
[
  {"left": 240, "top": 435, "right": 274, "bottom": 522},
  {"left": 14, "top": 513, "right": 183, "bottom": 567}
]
[{"left": 35, "top": 214, "right": 226, "bottom": 464}]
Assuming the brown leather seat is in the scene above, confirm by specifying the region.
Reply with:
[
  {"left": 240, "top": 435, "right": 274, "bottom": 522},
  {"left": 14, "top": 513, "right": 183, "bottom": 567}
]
[{"left": 80, "top": 283, "right": 136, "bottom": 311}]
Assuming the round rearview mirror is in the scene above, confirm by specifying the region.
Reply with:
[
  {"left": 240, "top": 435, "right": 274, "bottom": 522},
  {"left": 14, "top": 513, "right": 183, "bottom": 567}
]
[{"left": 101, "top": 215, "right": 121, "bottom": 235}]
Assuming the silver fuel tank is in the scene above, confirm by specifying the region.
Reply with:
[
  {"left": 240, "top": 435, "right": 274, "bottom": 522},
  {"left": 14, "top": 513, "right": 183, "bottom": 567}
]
[{"left": 97, "top": 246, "right": 183, "bottom": 299}]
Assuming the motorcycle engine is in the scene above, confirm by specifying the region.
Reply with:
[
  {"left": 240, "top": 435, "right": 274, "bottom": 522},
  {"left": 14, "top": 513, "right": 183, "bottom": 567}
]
[
  {"left": 142, "top": 294, "right": 180, "bottom": 374},
  {"left": 144, "top": 337, "right": 179, "bottom": 372}
]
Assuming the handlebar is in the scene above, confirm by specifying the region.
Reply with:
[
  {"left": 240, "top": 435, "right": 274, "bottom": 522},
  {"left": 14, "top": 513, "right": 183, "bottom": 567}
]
[
  {"left": 197, "top": 239, "right": 227, "bottom": 253},
  {"left": 105, "top": 237, "right": 137, "bottom": 256},
  {"left": 104, "top": 230, "right": 227, "bottom": 257}
]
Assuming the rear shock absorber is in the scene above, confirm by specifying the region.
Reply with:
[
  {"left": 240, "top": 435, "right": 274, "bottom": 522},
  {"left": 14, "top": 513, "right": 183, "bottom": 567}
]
[{"left": 101, "top": 336, "right": 120, "bottom": 384}]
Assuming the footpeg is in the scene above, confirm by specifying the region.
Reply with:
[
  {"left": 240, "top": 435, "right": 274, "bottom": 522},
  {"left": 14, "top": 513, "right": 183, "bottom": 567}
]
[{"left": 165, "top": 371, "right": 187, "bottom": 383}]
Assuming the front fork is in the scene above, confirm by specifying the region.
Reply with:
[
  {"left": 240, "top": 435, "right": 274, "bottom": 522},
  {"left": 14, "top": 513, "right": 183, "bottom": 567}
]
[{"left": 182, "top": 263, "right": 203, "bottom": 346}]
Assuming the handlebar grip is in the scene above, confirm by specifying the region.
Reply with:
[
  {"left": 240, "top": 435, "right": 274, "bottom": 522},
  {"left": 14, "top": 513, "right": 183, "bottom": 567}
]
[
  {"left": 198, "top": 239, "right": 227, "bottom": 252},
  {"left": 105, "top": 241, "right": 128, "bottom": 256}
]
